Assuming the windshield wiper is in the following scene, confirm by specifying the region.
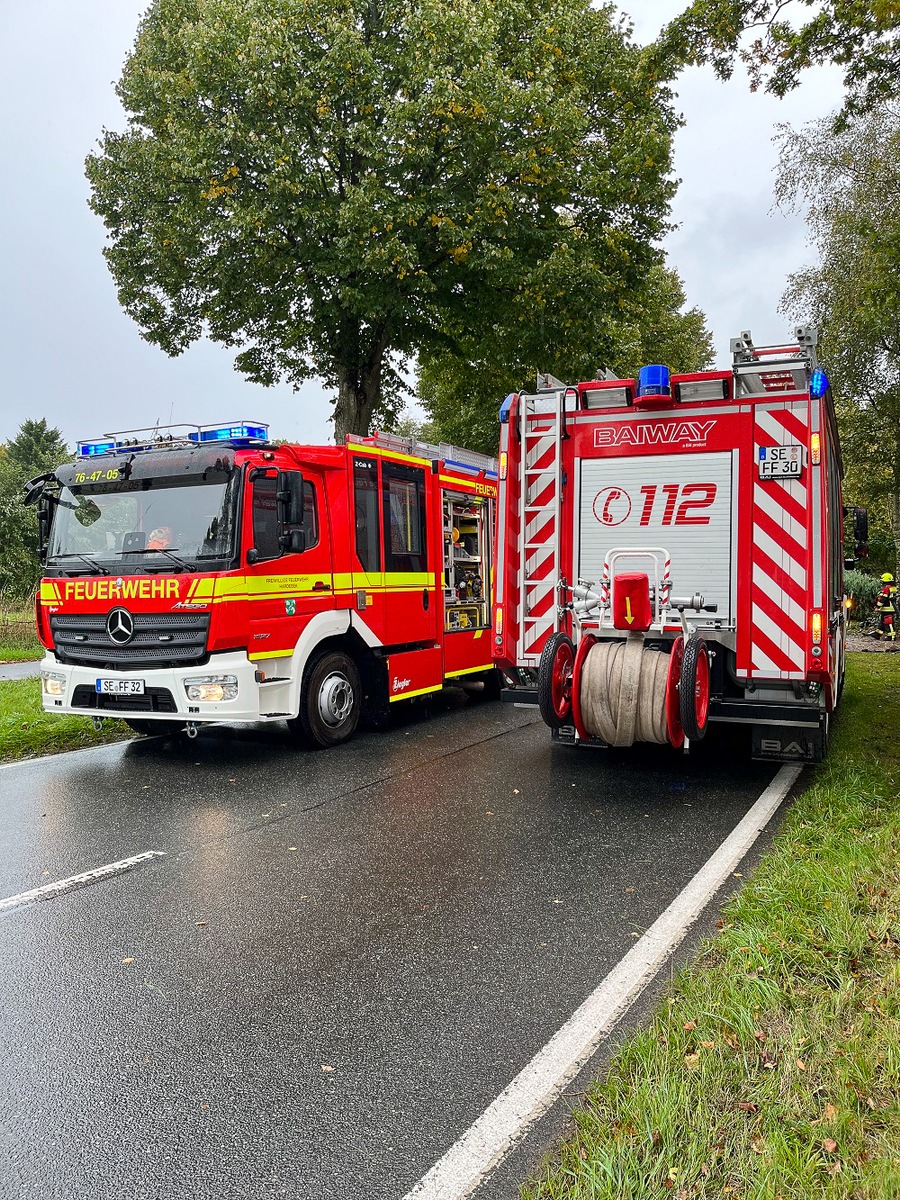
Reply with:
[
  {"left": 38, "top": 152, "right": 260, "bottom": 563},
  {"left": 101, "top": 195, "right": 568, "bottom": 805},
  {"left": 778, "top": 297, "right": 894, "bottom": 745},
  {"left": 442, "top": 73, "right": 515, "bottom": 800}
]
[
  {"left": 119, "top": 547, "right": 197, "bottom": 573},
  {"left": 49, "top": 552, "right": 111, "bottom": 575}
]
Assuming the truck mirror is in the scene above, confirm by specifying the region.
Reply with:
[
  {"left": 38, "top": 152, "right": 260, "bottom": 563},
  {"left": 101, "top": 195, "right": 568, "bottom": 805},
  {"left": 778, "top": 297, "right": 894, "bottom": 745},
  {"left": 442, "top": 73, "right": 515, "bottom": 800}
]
[
  {"left": 279, "top": 528, "right": 307, "bottom": 554},
  {"left": 276, "top": 471, "right": 305, "bottom": 526},
  {"left": 22, "top": 478, "right": 45, "bottom": 507},
  {"left": 853, "top": 507, "right": 868, "bottom": 542}
]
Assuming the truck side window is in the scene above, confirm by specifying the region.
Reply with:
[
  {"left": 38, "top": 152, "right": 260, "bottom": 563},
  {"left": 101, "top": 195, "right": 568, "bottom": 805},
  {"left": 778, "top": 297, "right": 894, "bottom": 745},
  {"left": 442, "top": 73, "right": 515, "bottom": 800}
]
[
  {"left": 252, "top": 476, "right": 281, "bottom": 560},
  {"left": 382, "top": 461, "right": 426, "bottom": 573},
  {"left": 353, "top": 457, "right": 380, "bottom": 572},
  {"left": 301, "top": 480, "right": 319, "bottom": 551}
]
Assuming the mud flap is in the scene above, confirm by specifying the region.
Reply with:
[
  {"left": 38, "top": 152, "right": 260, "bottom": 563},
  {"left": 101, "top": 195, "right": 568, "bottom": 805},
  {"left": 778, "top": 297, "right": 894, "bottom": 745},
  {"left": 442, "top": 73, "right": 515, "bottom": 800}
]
[{"left": 752, "top": 721, "right": 827, "bottom": 763}]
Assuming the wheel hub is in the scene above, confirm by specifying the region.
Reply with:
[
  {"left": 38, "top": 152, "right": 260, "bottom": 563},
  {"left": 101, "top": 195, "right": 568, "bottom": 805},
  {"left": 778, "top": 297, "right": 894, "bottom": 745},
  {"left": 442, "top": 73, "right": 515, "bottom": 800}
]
[{"left": 318, "top": 672, "right": 354, "bottom": 726}]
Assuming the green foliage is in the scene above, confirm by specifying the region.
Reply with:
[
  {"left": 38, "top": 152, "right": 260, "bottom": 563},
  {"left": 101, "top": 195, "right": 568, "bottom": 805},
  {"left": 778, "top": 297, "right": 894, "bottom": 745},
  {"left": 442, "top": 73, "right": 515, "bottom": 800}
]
[
  {"left": 86, "top": 0, "right": 680, "bottom": 440},
  {"left": 417, "top": 262, "right": 714, "bottom": 455},
  {"left": 654, "top": 1, "right": 900, "bottom": 127},
  {"left": 775, "top": 106, "right": 900, "bottom": 578},
  {"left": 0, "top": 420, "right": 70, "bottom": 600},
  {"left": 844, "top": 568, "right": 881, "bottom": 614}
]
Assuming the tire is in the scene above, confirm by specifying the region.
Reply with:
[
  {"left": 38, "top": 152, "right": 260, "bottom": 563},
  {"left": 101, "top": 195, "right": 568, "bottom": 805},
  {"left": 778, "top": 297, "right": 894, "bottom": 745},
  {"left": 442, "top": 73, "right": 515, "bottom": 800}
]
[
  {"left": 679, "top": 635, "right": 710, "bottom": 742},
  {"left": 293, "top": 650, "right": 361, "bottom": 749},
  {"left": 125, "top": 719, "right": 185, "bottom": 737},
  {"left": 537, "top": 632, "right": 575, "bottom": 729}
]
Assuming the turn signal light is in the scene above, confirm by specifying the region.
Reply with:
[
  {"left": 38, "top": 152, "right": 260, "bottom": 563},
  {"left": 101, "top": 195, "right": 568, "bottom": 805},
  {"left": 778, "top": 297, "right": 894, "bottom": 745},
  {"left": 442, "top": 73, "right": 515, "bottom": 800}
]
[
  {"left": 811, "top": 612, "right": 823, "bottom": 644},
  {"left": 811, "top": 432, "right": 821, "bottom": 465},
  {"left": 499, "top": 451, "right": 508, "bottom": 481},
  {"left": 493, "top": 605, "right": 503, "bottom": 637}
]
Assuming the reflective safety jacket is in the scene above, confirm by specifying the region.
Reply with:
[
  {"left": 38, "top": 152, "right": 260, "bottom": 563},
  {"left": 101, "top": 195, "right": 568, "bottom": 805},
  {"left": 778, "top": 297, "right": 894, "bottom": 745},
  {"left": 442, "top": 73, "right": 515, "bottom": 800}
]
[{"left": 876, "top": 584, "right": 897, "bottom": 613}]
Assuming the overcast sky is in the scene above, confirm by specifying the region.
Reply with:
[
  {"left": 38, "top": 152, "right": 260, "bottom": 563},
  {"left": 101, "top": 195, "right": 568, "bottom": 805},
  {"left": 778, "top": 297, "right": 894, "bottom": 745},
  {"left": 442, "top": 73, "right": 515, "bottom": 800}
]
[{"left": 0, "top": 2, "right": 840, "bottom": 452}]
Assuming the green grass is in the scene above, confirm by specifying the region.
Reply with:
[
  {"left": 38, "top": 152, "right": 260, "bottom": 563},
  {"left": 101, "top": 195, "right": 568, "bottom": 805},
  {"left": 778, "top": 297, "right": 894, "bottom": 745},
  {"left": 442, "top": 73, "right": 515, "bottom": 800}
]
[
  {"left": 0, "top": 605, "right": 41, "bottom": 662},
  {"left": 522, "top": 653, "right": 900, "bottom": 1200},
  {"left": 0, "top": 678, "right": 128, "bottom": 763}
]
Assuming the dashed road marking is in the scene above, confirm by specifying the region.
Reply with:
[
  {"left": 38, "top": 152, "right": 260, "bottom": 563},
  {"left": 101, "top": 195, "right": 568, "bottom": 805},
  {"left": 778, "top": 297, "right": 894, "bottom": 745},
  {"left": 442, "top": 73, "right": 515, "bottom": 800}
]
[
  {"left": 0, "top": 851, "right": 166, "bottom": 914},
  {"left": 402, "top": 762, "right": 803, "bottom": 1200}
]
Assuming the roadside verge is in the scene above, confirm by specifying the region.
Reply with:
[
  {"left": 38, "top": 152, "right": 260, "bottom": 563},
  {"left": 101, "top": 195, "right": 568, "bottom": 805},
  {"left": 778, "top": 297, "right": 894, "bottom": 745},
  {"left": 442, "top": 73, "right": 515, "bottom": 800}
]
[
  {"left": 0, "top": 677, "right": 127, "bottom": 763},
  {"left": 522, "top": 652, "right": 900, "bottom": 1198}
]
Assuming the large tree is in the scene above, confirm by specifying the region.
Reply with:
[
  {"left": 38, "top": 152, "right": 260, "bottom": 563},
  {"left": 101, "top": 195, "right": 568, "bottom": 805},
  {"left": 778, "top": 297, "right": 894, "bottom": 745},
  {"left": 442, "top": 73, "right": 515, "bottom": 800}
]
[
  {"left": 775, "top": 105, "right": 900, "bottom": 574},
  {"left": 0, "top": 420, "right": 69, "bottom": 599},
  {"left": 86, "top": 0, "right": 679, "bottom": 441},
  {"left": 416, "top": 261, "right": 714, "bottom": 455},
  {"left": 655, "top": 1, "right": 900, "bottom": 125}
]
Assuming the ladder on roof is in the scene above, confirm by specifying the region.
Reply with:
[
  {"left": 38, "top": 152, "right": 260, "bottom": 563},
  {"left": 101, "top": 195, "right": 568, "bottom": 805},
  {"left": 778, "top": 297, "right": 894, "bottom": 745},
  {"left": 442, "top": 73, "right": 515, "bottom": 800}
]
[
  {"left": 517, "top": 379, "right": 567, "bottom": 666},
  {"left": 348, "top": 431, "right": 497, "bottom": 475}
]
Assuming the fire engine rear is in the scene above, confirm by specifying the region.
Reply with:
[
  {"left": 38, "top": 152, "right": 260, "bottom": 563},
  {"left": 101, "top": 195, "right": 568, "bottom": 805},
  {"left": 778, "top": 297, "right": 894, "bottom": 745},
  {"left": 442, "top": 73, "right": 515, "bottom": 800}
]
[
  {"left": 27, "top": 423, "right": 498, "bottom": 747},
  {"left": 492, "top": 328, "right": 847, "bottom": 762}
]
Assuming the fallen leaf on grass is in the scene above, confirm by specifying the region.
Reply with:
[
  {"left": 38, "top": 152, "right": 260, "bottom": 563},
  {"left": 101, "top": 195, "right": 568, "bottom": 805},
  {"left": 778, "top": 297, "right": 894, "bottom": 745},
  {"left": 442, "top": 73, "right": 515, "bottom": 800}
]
[
  {"left": 823, "top": 1103, "right": 837, "bottom": 1120},
  {"left": 684, "top": 1053, "right": 700, "bottom": 1070},
  {"left": 700, "top": 1040, "right": 716, "bottom": 1049},
  {"left": 822, "top": 1138, "right": 838, "bottom": 1153},
  {"left": 796, "top": 1059, "right": 806, "bottom": 1070},
  {"left": 682, "top": 1020, "right": 696, "bottom": 1031},
  {"left": 751, "top": 1135, "right": 766, "bottom": 1154},
  {"left": 738, "top": 1101, "right": 758, "bottom": 1114}
]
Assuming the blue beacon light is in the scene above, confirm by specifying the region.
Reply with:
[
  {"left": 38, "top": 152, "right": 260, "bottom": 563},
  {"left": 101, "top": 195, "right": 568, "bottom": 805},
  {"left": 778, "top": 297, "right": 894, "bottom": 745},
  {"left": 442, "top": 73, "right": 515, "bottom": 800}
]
[
  {"left": 810, "top": 368, "right": 829, "bottom": 398},
  {"left": 637, "top": 364, "right": 671, "bottom": 397},
  {"left": 77, "top": 440, "right": 117, "bottom": 458},
  {"left": 189, "top": 422, "right": 269, "bottom": 444}
]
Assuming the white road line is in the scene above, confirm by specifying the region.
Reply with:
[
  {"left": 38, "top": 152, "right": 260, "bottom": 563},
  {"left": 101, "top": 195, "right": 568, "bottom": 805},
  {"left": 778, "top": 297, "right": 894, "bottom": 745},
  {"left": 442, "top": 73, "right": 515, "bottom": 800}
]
[
  {"left": 403, "top": 762, "right": 804, "bottom": 1200},
  {"left": 0, "top": 850, "right": 166, "bottom": 914}
]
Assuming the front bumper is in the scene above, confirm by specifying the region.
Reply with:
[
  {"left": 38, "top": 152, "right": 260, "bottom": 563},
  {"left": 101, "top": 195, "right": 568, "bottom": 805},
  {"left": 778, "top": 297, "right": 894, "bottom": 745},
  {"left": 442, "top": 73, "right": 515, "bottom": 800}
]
[{"left": 39, "top": 650, "right": 270, "bottom": 724}]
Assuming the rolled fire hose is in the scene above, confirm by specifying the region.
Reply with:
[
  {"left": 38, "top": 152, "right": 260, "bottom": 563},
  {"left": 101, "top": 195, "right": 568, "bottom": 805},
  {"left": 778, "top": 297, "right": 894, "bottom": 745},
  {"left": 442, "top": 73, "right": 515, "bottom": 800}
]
[{"left": 578, "top": 633, "right": 669, "bottom": 747}]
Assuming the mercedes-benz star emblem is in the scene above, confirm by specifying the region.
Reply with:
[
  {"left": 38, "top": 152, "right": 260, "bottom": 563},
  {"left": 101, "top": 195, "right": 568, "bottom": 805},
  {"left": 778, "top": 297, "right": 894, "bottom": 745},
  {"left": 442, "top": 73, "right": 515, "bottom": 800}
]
[{"left": 107, "top": 607, "right": 135, "bottom": 645}]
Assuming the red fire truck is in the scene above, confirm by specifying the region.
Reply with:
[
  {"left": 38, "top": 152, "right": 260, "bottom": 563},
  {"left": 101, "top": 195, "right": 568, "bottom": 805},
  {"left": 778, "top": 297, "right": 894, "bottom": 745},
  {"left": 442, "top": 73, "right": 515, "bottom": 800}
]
[
  {"left": 26, "top": 424, "right": 498, "bottom": 747},
  {"left": 492, "top": 328, "right": 847, "bottom": 762}
]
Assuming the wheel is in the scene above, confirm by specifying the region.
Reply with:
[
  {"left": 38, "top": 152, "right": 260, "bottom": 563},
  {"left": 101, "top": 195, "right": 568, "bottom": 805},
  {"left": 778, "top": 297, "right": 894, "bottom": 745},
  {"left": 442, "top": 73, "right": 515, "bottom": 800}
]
[
  {"left": 679, "top": 635, "right": 710, "bottom": 741},
  {"left": 125, "top": 719, "right": 185, "bottom": 737},
  {"left": 570, "top": 633, "right": 597, "bottom": 741},
  {"left": 293, "top": 650, "right": 361, "bottom": 748},
  {"left": 665, "top": 637, "right": 685, "bottom": 749},
  {"left": 537, "top": 632, "right": 575, "bottom": 728}
]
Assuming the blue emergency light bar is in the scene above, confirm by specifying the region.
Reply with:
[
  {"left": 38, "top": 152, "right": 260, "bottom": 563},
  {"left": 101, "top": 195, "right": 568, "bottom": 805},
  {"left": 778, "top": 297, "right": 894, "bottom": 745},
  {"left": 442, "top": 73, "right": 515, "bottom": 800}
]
[
  {"left": 76, "top": 421, "right": 269, "bottom": 458},
  {"left": 188, "top": 422, "right": 269, "bottom": 445},
  {"left": 810, "top": 368, "right": 829, "bottom": 398},
  {"left": 637, "top": 364, "right": 671, "bottom": 397}
]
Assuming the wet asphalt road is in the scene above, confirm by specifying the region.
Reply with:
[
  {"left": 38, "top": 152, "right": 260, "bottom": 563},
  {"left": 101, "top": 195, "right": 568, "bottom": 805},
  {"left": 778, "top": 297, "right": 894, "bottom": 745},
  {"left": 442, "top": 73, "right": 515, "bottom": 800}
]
[{"left": 0, "top": 695, "right": 778, "bottom": 1200}]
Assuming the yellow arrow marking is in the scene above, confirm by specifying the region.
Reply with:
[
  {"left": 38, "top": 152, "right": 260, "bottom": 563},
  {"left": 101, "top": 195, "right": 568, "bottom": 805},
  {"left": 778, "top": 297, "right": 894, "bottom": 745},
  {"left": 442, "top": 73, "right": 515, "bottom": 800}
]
[{"left": 625, "top": 596, "right": 634, "bottom": 625}]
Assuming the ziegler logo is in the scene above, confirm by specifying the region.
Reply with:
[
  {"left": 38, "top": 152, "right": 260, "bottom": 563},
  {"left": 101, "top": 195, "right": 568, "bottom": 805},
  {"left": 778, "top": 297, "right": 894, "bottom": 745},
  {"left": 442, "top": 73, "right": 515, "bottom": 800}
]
[
  {"left": 594, "top": 419, "right": 716, "bottom": 448},
  {"left": 392, "top": 677, "right": 412, "bottom": 693}
]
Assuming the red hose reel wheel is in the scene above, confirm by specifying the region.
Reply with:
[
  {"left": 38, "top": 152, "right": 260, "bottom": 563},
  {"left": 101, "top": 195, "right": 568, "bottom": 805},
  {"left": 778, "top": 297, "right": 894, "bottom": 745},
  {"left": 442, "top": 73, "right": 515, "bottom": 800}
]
[
  {"left": 537, "top": 632, "right": 575, "bottom": 728},
  {"left": 569, "top": 633, "right": 597, "bottom": 742},
  {"left": 680, "top": 635, "right": 711, "bottom": 741},
  {"left": 665, "top": 636, "right": 685, "bottom": 749}
]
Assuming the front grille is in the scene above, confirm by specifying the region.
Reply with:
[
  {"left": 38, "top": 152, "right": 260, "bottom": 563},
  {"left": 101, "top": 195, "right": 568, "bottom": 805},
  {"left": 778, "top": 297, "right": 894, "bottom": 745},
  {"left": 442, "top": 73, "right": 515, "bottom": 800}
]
[
  {"left": 72, "top": 685, "right": 178, "bottom": 714},
  {"left": 50, "top": 612, "right": 210, "bottom": 669}
]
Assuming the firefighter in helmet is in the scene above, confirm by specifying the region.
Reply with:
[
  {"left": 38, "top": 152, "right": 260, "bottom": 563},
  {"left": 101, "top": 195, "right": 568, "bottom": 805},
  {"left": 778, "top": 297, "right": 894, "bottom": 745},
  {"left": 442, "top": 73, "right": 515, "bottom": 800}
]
[{"left": 873, "top": 572, "right": 897, "bottom": 640}]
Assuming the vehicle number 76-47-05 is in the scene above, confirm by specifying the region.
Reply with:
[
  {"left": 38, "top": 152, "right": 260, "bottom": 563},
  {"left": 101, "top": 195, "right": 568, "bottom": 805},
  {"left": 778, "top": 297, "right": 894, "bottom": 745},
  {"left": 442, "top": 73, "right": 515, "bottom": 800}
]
[{"left": 95, "top": 678, "right": 145, "bottom": 695}]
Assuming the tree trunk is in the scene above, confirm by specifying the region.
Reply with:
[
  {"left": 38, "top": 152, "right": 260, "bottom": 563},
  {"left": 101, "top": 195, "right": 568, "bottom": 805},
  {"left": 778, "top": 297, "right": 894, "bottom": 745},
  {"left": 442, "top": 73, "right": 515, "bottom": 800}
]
[{"left": 332, "top": 329, "right": 390, "bottom": 445}]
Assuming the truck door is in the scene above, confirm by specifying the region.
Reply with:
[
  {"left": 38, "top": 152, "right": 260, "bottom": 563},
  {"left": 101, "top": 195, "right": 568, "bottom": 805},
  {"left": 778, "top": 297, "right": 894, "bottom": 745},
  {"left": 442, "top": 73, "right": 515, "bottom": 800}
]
[
  {"left": 382, "top": 459, "right": 438, "bottom": 646},
  {"left": 245, "top": 469, "right": 333, "bottom": 660}
]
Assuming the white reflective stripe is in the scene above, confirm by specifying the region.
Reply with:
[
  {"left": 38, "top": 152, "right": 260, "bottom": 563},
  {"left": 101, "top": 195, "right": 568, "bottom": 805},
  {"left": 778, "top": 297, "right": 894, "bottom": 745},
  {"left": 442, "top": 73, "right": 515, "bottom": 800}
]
[
  {"left": 756, "top": 408, "right": 805, "bottom": 444},
  {"left": 753, "top": 484, "right": 807, "bottom": 549},
  {"left": 749, "top": 643, "right": 780, "bottom": 673},
  {"left": 752, "top": 563, "right": 806, "bottom": 631},
  {"left": 754, "top": 527, "right": 807, "bottom": 588},
  {"left": 752, "top": 603, "right": 805, "bottom": 664}
]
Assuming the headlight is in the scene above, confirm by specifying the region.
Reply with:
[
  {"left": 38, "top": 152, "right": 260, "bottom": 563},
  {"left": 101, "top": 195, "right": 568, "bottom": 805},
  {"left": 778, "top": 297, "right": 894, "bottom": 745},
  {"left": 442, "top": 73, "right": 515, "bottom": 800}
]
[
  {"left": 183, "top": 674, "right": 239, "bottom": 702},
  {"left": 41, "top": 670, "right": 66, "bottom": 697}
]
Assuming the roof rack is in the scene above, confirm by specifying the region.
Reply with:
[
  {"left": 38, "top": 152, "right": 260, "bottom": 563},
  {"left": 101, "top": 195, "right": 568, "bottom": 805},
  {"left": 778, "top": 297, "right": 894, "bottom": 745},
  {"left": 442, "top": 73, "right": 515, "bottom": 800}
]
[
  {"left": 77, "top": 421, "right": 269, "bottom": 458},
  {"left": 348, "top": 431, "right": 497, "bottom": 476}
]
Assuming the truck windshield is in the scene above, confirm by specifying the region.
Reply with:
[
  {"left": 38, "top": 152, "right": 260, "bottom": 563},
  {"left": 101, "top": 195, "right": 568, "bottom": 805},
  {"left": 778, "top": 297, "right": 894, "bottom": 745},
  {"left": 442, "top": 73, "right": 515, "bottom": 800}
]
[{"left": 47, "top": 473, "right": 240, "bottom": 571}]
